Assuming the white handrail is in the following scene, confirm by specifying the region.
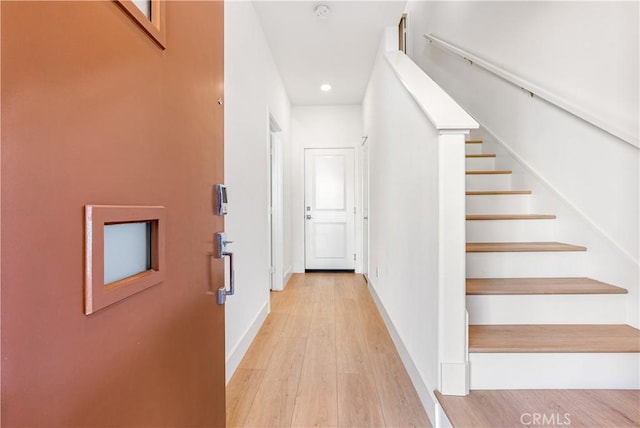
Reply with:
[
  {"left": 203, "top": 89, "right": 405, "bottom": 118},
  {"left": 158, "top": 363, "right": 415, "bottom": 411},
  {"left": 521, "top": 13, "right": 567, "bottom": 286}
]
[{"left": 424, "top": 33, "right": 639, "bottom": 148}]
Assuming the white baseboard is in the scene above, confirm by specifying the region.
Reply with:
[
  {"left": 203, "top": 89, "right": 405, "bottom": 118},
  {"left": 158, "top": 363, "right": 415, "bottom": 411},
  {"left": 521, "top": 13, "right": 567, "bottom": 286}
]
[
  {"left": 366, "top": 279, "right": 443, "bottom": 427},
  {"left": 283, "top": 266, "right": 293, "bottom": 288},
  {"left": 435, "top": 403, "right": 454, "bottom": 428},
  {"left": 225, "top": 301, "right": 269, "bottom": 384}
]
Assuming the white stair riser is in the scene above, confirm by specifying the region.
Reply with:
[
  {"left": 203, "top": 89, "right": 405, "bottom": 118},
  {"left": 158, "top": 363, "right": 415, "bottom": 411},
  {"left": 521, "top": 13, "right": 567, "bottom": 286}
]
[
  {"left": 466, "top": 194, "right": 531, "bottom": 215},
  {"left": 466, "top": 252, "right": 586, "bottom": 277},
  {"left": 465, "top": 143, "right": 483, "bottom": 155},
  {"left": 466, "top": 219, "right": 556, "bottom": 242},
  {"left": 469, "top": 353, "right": 640, "bottom": 389},
  {"left": 466, "top": 157, "right": 495, "bottom": 170},
  {"left": 466, "top": 174, "right": 512, "bottom": 191},
  {"left": 467, "top": 294, "right": 627, "bottom": 325}
]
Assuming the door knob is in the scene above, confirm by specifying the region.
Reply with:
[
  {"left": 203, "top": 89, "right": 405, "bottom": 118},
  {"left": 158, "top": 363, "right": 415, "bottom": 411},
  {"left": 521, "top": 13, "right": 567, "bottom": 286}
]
[{"left": 306, "top": 214, "right": 312, "bottom": 220}]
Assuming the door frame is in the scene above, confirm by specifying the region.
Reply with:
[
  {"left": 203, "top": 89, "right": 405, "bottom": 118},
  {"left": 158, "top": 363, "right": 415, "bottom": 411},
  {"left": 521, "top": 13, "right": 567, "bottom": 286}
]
[
  {"left": 268, "top": 114, "right": 284, "bottom": 291},
  {"left": 361, "top": 137, "right": 370, "bottom": 280}
]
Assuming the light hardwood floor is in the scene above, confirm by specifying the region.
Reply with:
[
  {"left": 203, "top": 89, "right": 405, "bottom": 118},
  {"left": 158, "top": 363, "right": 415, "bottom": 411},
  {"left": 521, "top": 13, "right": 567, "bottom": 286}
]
[{"left": 226, "top": 273, "right": 431, "bottom": 428}]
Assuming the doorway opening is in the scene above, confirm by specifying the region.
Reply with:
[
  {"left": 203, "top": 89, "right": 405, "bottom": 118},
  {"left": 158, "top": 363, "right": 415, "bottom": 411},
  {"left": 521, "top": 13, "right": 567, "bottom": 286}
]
[{"left": 398, "top": 14, "right": 407, "bottom": 54}]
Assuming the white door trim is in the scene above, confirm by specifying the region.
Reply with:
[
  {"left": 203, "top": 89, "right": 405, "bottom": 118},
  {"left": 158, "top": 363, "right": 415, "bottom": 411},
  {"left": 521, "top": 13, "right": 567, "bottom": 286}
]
[
  {"left": 268, "top": 116, "right": 284, "bottom": 290},
  {"left": 361, "top": 138, "right": 370, "bottom": 280}
]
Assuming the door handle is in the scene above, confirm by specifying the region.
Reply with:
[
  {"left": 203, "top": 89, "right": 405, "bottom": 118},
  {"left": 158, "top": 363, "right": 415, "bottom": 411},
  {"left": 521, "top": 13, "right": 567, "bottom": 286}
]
[
  {"left": 306, "top": 214, "right": 312, "bottom": 220},
  {"left": 214, "top": 232, "right": 235, "bottom": 305},
  {"left": 217, "top": 252, "right": 234, "bottom": 305}
]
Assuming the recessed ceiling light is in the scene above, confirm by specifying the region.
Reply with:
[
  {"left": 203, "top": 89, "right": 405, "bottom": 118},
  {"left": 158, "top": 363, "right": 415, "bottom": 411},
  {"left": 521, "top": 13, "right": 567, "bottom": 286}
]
[{"left": 320, "top": 84, "right": 332, "bottom": 92}]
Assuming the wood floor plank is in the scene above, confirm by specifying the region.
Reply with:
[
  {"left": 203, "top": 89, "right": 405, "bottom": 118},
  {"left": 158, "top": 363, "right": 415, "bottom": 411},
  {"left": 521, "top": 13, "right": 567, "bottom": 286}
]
[
  {"left": 291, "top": 332, "right": 338, "bottom": 427},
  {"left": 291, "top": 372, "right": 338, "bottom": 428},
  {"left": 280, "top": 313, "right": 312, "bottom": 338},
  {"left": 336, "top": 298, "right": 371, "bottom": 374},
  {"left": 270, "top": 289, "right": 291, "bottom": 314},
  {"left": 301, "top": 333, "right": 337, "bottom": 377},
  {"left": 355, "top": 292, "right": 396, "bottom": 354},
  {"left": 308, "top": 309, "right": 335, "bottom": 339},
  {"left": 466, "top": 277, "right": 628, "bottom": 295},
  {"left": 261, "top": 336, "right": 307, "bottom": 383},
  {"left": 311, "top": 275, "right": 336, "bottom": 312},
  {"left": 352, "top": 274, "right": 373, "bottom": 298},
  {"left": 244, "top": 378, "right": 299, "bottom": 428},
  {"left": 469, "top": 324, "right": 640, "bottom": 353},
  {"left": 369, "top": 350, "right": 432, "bottom": 427},
  {"left": 271, "top": 274, "right": 306, "bottom": 313},
  {"left": 243, "top": 337, "right": 306, "bottom": 427},
  {"left": 337, "top": 372, "right": 386, "bottom": 427},
  {"left": 466, "top": 242, "right": 586, "bottom": 252},
  {"left": 436, "top": 389, "right": 640, "bottom": 428},
  {"left": 291, "top": 347, "right": 338, "bottom": 428},
  {"left": 226, "top": 369, "right": 265, "bottom": 427},
  {"left": 334, "top": 275, "right": 359, "bottom": 300},
  {"left": 286, "top": 284, "right": 315, "bottom": 316},
  {"left": 239, "top": 312, "right": 289, "bottom": 370}
]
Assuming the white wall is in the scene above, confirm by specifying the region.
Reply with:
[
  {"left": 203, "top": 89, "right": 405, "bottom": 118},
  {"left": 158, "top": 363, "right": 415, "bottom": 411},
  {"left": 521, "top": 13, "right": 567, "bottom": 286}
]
[
  {"left": 224, "top": 1, "right": 292, "bottom": 382},
  {"left": 291, "top": 105, "right": 363, "bottom": 273},
  {"left": 408, "top": 1, "right": 638, "bottom": 148},
  {"left": 406, "top": 1, "right": 639, "bottom": 325},
  {"left": 361, "top": 30, "right": 441, "bottom": 423}
]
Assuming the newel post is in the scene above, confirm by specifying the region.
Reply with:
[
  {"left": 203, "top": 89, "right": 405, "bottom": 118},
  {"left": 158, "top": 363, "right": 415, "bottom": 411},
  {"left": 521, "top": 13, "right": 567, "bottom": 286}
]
[{"left": 438, "top": 131, "right": 469, "bottom": 396}]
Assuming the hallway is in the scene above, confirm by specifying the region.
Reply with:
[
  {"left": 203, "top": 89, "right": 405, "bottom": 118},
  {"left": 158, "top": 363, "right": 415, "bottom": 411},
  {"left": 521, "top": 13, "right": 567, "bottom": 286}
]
[{"left": 226, "top": 273, "right": 431, "bottom": 427}]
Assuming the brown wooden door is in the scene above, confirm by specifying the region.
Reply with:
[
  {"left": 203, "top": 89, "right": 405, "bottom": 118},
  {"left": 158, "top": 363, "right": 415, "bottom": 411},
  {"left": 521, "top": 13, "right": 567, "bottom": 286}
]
[{"left": 1, "top": 1, "right": 226, "bottom": 426}]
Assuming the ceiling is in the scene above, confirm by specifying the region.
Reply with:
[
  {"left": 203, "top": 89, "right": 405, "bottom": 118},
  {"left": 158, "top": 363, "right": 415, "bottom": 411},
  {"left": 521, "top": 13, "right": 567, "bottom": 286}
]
[{"left": 252, "top": 1, "right": 407, "bottom": 105}]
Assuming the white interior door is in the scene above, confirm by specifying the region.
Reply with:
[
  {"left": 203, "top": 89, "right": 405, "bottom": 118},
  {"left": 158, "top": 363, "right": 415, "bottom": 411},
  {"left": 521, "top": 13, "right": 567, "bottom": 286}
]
[{"left": 305, "top": 148, "right": 355, "bottom": 270}]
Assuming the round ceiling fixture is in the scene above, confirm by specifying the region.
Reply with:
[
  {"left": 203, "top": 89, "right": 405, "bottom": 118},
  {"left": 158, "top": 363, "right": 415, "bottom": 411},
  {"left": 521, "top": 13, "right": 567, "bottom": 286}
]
[
  {"left": 320, "top": 83, "right": 332, "bottom": 92},
  {"left": 314, "top": 5, "right": 331, "bottom": 19}
]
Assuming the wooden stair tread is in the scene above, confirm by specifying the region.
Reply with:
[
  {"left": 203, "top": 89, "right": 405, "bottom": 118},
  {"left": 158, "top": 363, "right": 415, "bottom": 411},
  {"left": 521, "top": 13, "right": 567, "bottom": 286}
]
[
  {"left": 469, "top": 324, "right": 640, "bottom": 353},
  {"left": 435, "top": 390, "right": 640, "bottom": 428},
  {"left": 466, "top": 139, "right": 483, "bottom": 144},
  {"left": 466, "top": 190, "right": 531, "bottom": 195},
  {"left": 466, "top": 170, "right": 512, "bottom": 175},
  {"left": 467, "top": 242, "right": 586, "bottom": 252},
  {"left": 466, "top": 154, "right": 496, "bottom": 158},
  {"left": 466, "top": 277, "right": 628, "bottom": 295},
  {"left": 467, "top": 214, "right": 556, "bottom": 220}
]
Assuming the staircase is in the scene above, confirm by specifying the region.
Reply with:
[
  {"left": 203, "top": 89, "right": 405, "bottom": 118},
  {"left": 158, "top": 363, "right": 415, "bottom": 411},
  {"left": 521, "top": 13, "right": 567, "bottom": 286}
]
[{"left": 464, "top": 137, "right": 640, "bottom": 389}]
